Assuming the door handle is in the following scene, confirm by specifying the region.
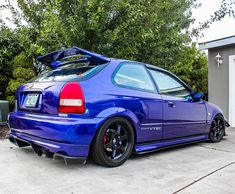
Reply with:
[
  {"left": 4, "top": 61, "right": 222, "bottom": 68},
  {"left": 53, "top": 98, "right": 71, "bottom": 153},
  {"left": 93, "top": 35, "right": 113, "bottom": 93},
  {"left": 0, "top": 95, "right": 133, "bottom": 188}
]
[{"left": 168, "top": 102, "right": 176, "bottom": 108}]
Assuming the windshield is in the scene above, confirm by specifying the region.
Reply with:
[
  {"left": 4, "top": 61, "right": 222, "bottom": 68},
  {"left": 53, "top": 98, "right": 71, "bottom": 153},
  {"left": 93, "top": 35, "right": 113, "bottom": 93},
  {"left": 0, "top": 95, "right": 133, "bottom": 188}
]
[{"left": 31, "top": 63, "right": 107, "bottom": 82}]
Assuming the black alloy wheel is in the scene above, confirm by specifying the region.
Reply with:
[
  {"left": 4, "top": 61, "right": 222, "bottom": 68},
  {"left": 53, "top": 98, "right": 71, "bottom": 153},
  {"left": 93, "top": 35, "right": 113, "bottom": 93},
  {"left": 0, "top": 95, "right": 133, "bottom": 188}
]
[
  {"left": 209, "top": 114, "right": 225, "bottom": 143},
  {"left": 92, "top": 117, "right": 134, "bottom": 167}
]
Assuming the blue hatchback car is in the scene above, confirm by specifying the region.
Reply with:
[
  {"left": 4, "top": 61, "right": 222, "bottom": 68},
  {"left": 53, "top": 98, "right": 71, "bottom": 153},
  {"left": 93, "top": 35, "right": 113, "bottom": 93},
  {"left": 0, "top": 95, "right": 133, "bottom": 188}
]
[{"left": 8, "top": 47, "right": 228, "bottom": 167}]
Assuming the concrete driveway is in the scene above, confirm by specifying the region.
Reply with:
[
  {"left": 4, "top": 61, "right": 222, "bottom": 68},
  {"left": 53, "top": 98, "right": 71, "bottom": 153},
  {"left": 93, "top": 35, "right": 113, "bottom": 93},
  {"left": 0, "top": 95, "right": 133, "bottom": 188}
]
[{"left": 0, "top": 128, "right": 235, "bottom": 194}]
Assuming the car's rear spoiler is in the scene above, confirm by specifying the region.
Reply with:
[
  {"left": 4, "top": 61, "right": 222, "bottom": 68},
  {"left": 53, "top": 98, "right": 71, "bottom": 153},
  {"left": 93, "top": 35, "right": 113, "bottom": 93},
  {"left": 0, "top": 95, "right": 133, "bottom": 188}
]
[{"left": 37, "top": 47, "right": 110, "bottom": 69}]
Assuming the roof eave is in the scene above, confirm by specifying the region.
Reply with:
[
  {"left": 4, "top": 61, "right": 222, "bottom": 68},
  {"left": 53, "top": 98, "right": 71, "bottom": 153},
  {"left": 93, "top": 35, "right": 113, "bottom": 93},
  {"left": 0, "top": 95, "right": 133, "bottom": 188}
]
[{"left": 199, "top": 36, "right": 235, "bottom": 50}]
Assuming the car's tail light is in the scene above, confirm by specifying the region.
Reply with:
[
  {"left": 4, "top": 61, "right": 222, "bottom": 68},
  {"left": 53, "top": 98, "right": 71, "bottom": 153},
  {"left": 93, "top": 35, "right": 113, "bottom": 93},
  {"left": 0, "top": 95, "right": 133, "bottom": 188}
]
[{"left": 59, "top": 82, "right": 85, "bottom": 114}]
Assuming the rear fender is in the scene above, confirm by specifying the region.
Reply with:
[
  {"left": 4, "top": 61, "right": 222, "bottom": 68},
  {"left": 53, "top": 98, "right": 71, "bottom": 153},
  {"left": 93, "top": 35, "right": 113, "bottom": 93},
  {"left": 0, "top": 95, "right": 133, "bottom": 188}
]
[{"left": 95, "top": 107, "right": 140, "bottom": 141}]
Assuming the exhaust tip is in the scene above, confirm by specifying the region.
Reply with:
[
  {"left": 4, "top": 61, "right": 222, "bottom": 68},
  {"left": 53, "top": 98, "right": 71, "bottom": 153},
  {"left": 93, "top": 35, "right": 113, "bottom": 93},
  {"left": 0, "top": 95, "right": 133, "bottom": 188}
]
[{"left": 37, "top": 148, "right": 44, "bottom": 157}]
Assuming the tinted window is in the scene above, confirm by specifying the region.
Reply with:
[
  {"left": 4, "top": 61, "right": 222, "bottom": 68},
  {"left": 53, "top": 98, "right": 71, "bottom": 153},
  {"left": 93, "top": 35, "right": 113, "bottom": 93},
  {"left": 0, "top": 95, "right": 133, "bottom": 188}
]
[
  {"left": 149, "top": 70, "right": 190, "bottom": 97},
  {"left": 114, "top": 63, "right": 155, "bottom": 91},
  {"left": 31, "top": 63, "right": 106, "bottom": 82}
]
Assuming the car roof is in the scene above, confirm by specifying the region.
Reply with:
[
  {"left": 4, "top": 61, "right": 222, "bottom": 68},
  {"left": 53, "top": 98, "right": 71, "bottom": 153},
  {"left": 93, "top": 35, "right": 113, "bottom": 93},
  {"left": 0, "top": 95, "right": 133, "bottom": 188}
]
[{"left": 109, "top": 58, "right": 170, "bottom": 73}]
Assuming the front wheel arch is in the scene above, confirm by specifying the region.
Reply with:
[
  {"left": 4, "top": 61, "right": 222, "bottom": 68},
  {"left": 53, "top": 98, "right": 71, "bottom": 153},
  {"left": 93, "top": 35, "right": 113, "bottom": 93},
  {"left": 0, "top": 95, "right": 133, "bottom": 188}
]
[
  {"left": 210, "top": 113, "right": 225, "bottom": 128},
  {"left": 209, "top": 113, "right": 225, "bottom": 143}
]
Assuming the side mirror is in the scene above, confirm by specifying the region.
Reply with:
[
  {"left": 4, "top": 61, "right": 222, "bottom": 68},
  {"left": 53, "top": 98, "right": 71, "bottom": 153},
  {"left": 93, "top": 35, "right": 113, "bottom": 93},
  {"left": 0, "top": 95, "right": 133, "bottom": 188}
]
[{"left": 191, "top": 91, "right": 204, "bottom": 101}]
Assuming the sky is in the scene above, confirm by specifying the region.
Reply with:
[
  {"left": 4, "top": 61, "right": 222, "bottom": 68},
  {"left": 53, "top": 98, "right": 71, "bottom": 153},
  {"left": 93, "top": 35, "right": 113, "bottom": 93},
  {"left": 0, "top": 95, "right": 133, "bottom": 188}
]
[
  {"left": 192, "top": 0, "right": 235, "bottom": 43},
  {"left": 1, "top": 0, "right": 235, "bottom": 43}
]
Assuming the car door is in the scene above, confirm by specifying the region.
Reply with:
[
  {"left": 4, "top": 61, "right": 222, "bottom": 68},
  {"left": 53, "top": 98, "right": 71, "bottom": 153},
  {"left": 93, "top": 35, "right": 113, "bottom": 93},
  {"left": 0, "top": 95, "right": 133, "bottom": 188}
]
[
  {"left": 112, "top": 62, "right": 164, "bottom": 142},
  {"left": 148, "top": 68, "right": 207, "bottom": 139}
]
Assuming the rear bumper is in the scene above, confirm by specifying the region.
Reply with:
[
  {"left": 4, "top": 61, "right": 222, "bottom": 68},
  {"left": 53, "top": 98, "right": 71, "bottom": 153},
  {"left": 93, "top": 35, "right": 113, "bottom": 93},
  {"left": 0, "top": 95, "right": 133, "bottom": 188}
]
[
  {"left": 8, "top": 112, "right": 105, "bottom": 157},
  {"left": 9, "top": 130, "right": 90, "bottom": 157}
]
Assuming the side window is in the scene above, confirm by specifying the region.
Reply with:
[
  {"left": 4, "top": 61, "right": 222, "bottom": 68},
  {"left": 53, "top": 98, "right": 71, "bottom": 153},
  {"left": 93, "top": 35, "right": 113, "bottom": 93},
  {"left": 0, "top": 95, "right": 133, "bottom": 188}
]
[
  {"left": 114, "top": 63, "right": 155, "bottom": 92},
  {"left": 149, "top": 69, "right": 190, "bottom": 97}
]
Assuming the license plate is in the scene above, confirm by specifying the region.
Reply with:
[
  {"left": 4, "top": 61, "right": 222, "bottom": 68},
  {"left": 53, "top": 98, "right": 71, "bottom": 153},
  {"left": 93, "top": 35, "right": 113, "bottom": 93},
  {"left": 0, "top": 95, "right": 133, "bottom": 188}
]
[{"left": 25, "top": 94, "right": 39, "bottom": 108}]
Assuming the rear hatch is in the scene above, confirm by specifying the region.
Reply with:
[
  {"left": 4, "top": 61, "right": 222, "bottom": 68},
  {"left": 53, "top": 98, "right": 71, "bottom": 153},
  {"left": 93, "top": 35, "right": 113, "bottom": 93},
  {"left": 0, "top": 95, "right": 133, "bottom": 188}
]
[
  {"left": 17, "top": 81, "right": 66, "bottom": 115},
  {"left": 16, "top": 47, "right": 110, "bottom": 115}
]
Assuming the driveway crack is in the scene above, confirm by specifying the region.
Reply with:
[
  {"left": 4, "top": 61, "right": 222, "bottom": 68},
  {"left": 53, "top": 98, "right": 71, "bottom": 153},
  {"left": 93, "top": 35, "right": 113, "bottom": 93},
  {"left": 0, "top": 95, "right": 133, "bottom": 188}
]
[
  {"left": 199, "top": 145, "right": 232, "bottom": 153},
  {"left": 172, "top": 161, "right": 235, "bottom": 194}
]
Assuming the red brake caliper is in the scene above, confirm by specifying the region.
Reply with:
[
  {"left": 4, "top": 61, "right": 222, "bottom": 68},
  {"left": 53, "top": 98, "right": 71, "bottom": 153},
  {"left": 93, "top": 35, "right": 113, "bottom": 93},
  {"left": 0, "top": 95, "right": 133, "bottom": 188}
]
[{"left": 103, "top": 132, "right": 108, "bottom": 144}]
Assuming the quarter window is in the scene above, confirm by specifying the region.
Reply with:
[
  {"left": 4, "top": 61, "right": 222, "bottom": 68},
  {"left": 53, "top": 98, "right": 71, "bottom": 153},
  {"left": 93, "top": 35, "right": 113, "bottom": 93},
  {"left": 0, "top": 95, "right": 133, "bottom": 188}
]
[
  {"left": 149, "top": 69, "right": 190, "bottom": 97},
  {"left": 114, "top": 63, "right": 155, "bottom": 91}
]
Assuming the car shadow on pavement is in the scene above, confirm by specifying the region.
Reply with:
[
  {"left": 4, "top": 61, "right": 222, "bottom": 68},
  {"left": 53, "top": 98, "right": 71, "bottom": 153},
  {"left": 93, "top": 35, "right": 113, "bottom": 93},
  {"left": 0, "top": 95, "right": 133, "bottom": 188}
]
[
  {"left": 12, "top": 141, "right": 201, "bottom": 168},
  {"left": 16, "top": 146, "right": 98, "bottom": 168},
  {"left": 129, "top": 136, "right": 230, "bottom": 161},
  {"left": 10, "top": 137, "right": 230, "bottom": 168},
  {"left": 129, "top": 142, "right": 202, "bottom": 161}
]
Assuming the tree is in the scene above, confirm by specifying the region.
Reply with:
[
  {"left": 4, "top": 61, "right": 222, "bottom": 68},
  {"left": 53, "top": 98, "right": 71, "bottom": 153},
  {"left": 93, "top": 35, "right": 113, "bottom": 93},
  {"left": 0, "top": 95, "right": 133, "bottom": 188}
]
[
  {"left": 170, "top": 44, "right": 208, "bottom": 93},
  {"left": 7, "top": 0, "right": 196, "bottom": 66},
  {"left": 0, "top": 0, "right": 210, "bottom": 107},
  {"left": 0, "top": 26, "right": 35, "bottom": 105},
  {"left": 0, "top": 27, "right": 22, "bottom": 100}
]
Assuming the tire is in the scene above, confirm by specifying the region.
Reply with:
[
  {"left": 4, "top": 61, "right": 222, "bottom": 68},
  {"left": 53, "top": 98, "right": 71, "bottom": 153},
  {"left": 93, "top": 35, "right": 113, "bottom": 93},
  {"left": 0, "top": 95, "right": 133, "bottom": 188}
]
[
  {"left": 92, "top": 117, "right": 135, "bottom": 167},
  {"left": 209, "top": 114, "right": 225, "bottom": 143}
]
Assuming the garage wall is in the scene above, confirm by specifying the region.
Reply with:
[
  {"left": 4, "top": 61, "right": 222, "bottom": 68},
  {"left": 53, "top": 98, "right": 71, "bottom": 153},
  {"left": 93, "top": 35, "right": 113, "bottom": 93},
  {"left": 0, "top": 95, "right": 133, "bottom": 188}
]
[{"left": 208, "top": 45, "right": 235, "bottom": 120}]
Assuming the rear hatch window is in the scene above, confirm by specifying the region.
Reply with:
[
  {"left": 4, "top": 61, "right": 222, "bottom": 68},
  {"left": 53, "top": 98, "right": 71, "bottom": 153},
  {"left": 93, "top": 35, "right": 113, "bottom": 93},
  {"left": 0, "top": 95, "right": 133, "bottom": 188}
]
[
  {"left": 31, "top": 62, "right": 107, "bottom": 82},
  {"left": 17, "top": 63, "right": 107, "bottom": 115}
]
